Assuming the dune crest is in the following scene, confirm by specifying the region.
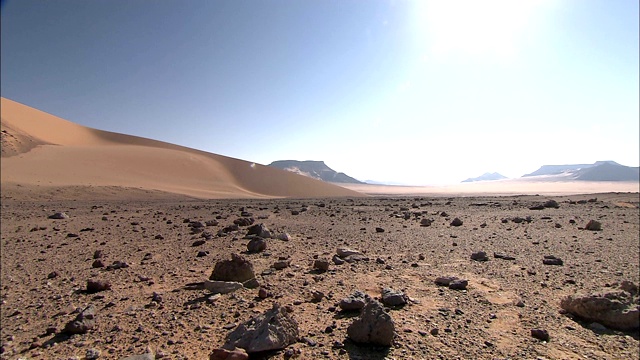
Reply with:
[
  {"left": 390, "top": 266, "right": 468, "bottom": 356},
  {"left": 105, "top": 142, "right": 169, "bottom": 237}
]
[{"left": 0, "top": 98, "right": 363, "bottom": 199}]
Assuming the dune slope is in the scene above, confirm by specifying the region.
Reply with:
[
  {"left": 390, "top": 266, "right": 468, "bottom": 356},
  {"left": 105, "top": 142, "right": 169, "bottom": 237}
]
[{"left": 0, "top": 98, "right": 362, "bottom": 199}]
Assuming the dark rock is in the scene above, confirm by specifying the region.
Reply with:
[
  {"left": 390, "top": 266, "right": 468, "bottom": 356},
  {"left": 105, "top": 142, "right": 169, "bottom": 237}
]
[
  {"left": 247, "top": 238, "right": 267, "bottom": 253},
  {"left": 449, "top": 279, "right": 468, "bottom": 290},
  {"left": 192, "top": 240, "right": 206, "bottom": 247},
  {"left": 435, "top": 276, "right": 458, "bottom": 286},
  {"left": 381, "top": 288, "right": 408, "bottom": 307},
  {"left": 543, "top": 255, "right": 563, "bottom": 266},
  {"left": 347, "top": 299, "right": 395, "bottom": 346},
  {"left": 246, "top": 223, "right": 272, "bottom": 239},
  {"left": 420, "top": 218, "right": 433, "bottom": 227},
  {"left": 197, "top": 251, "right": 209, "bottom": 257},
  {"left": 332, "top": 255, "right": 345, "bottom": 265},
  {"left": 106, "top": 260, "right": 129, "bottom": 270},
  {"left": 92, "top": 259, "right": 105, "bottom": 268},
  {"left": 450, "top": 218, "right": 463, "bottom": 226},
  {"left": 543, "top": 199, "right": 559, "bottom": 208},
  {"left": 339, "top": 290, "right": 367, "bottom": 311},
  {"left": 64, "top": 305, "right": 96, "bottom": 334},
  {"left": 530, "top": 329, "right": 549, "bottom": 341},
  {"left": 210, "top": 254, "right": 255, "bottom": 283},
  {"left": 93, "top": 250, "right": 104, "bottom": 259},
  {"left": 375, "top": 227, "right": 385, "bottom": 233},
  {"left": 233, "top": 218, "right": 254, "bottom": 227},
  {"left": 313, "top": 259, "right": 330, "bottom": 272},
  {"left": 585, "top": 220, "right": 602, "bottom": 231},
  {"left": 87, "top": 279, "right": 111, "bottom": 293},
  {"left": 471, "top": 251, "right": 489, "bottom": 262},
  {"left": 223, "top": 303, "right": 299, "bottom": 353}
]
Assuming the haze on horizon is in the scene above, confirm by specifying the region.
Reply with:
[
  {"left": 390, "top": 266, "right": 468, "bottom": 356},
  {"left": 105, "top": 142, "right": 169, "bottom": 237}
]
[{"left": 2, "top": 0, "right": 638, "bottom": 185}]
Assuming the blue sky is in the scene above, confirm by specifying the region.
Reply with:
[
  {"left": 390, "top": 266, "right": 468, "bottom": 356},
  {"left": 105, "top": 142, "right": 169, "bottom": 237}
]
[{"left": 2, "top": 0, "right": 638, "bottom": 185}]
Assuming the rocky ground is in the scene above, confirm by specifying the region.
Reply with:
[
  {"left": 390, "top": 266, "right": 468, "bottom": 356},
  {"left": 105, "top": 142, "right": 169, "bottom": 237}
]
[{"left": 1, "top": 192, "right": 638, "bottom": 359}]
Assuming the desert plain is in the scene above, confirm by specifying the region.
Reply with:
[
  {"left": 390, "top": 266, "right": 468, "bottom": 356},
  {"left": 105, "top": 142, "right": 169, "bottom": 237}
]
[{"left": 1, "top": 98, "right": 639, "bottom": 359}]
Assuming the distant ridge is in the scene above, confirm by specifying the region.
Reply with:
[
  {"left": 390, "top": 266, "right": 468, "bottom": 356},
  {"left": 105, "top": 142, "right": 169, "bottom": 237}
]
[
  {"left": 268, "top": 160, "right": 364, "bottom": 184},
  {"left": 462, "top": 172, "right": 507, "bottom": 183},
  {"left": 523, "top": 161, "right": 639, "bottom": 182}
]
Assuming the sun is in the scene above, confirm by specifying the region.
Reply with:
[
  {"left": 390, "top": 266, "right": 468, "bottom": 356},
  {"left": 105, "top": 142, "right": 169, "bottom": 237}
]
[{"left": 413, "top": 0, "right": 550, "bottom": 61}]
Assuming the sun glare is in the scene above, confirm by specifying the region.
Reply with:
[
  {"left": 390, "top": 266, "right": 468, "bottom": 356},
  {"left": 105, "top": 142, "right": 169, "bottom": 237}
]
[{"left": 415, "top": 0, "right": 549, "bottom": 61}]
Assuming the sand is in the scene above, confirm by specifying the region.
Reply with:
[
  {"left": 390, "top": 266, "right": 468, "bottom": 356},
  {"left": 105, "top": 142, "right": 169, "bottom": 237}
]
[{"left": 1, "top": 98, "right": 638, "bottom": 359}]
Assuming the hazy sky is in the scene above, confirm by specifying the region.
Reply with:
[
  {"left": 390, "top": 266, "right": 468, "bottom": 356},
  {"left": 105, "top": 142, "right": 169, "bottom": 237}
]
[{"left": 2, "top": 0, "right": 638, "bottom": 185}]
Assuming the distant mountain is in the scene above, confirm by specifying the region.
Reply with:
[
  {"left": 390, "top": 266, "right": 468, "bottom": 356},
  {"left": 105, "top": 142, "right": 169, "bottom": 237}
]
[
  {"left": 523, "top": 161, "right": 639, "bottom": 181},
  {"left": 462, "top": 172, "right": 507, "bottom": 183},
  {"left": 268, "top": 160, "right": 364, "bottom": 184},
  {"left": 364, "top": 180, "right": 410, "bottom": 186}
]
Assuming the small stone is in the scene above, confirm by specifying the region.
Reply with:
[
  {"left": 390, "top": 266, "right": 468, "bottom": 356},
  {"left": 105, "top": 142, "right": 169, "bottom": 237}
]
[
  {"left": 203, "top": 280, "right": 243, "bottom": 294},
  {"left": 531, "top": 329, "right": 549, "bottom": 341},
  {"left": 471, "top": 251, "right": 489, "bottom": 262},
  {"left": 313, "top": 259, "right": 330, "bottom": 272},
  {"left": 247, "top": 238, "right": 267, "bottom": 253},
  {"left": 375, "top": 227, "right": 385, "bottom": 233},
  {"left": 450, "top": 218, "right": 463, "bottom": 226},
  {"left": 449, "top": 279, "right": 468, "bottom": 290},
  {"left": 430, "top": 328, "right": 439, "bottom": 336},
  {"left": 381, "top": 288, "right": 408, "bottom": 307},
  {"left": 209, "top": 347, "right": 249, "bottom": 360},
  {"left": 543, "top": 255, "right": 563, "bottom": 266},
  {"left": 86, "top": 279, "right": 111, "bottom": 293},
  {"left": 585, "top": 220, "right": 602, "bottom": 231},
  {"left": 85, "top": 348, "right": 101, "bottom": 359},
  {"left": 48, "top": 212, "right": 69, "bottom": 219},
  {"left": 339, "top": 290, "right": 367, "bottom": 311}
]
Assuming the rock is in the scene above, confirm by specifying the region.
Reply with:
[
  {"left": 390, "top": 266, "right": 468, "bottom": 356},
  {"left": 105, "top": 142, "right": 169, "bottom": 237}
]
[
  {"left": 339, "top": 290, "right": 367, "bottom": 311},
  {"left": 449, "top": 279, "right": 469, "bottom": 290},
  {"left": 64, "top": 305, "right": 96, "bottom": 334},
  {"left": 336, "top": 247, "right": 364, "bottom": 258},
  {"left": 313, "top": 259, "right": 330, "bottom": 272},
  {"left": 589, "top": 322, "right": 608, "bottom": 332},
  {"left": 276, "top": 233, "right": 291, "bottom": 241},
  {"left": 120, "top": 348, "right": 155, "bottom": 360},
  {"left": 86, "top": 279, "right": 111, "bottom": 293},
  {"left": 543, "top": 199, "right": 559, "bottom": 208},
  {"left": 192, "top": 240, "right": 206, "bottom": 247},
  {"left": 223, "top": 303, "right": 299, "bottom": 353},
  {"left": 381, "top": 288, "right": 408, "bottom": 307},
  {"left": 93, "top": 250, "right": 104, "bottom": 259},
  {"left": 209, "top": 347, "right": 249, "bottom": 360},
  {"left": 471, "top": 251, "right": 489, "bottom": 262},
  {"left": 204, "top": 280, "right": 243, "bottom": 294},
  {"left": 106, "top": 260, "right": 129, "bottom": 270},
  {"left": 375, "top": 227, "right": 385, "bottom": 233},
  {"left": 234, "top": 218, "right": 254, "bottom": 227},
  {"left": 332, "top": 255, "right": 345, "bottom": 265},
  {"left": 530, "top": 329, "right": 549, "bottom": 341},
  {"left": 246, "top": 223, "right": 272, "bottom": 238},
  {"left": 560, "top": 282, "right": 639, "bottom": 330},
  {"left": 197, "top": 250, "right": 209, "bottom": 257},
  {"left": 543, "top": 255, "right": 563, "bottom": 265},
  {"left": 450, "top": 218, "right": 463, "bottom": 226},
  {"left": 585, "top": 220, "right": 602, "bottom": 231},
  {"left": 343, "top": 254, "right": 369, "bottom": 263},
  {"left": 347, "top": 299, "right": 395, "bottom": 346},
  {"left": 48, "top": 212, "right": 69, "bottom": 219},
  {"left": 246, "top": 238, "right": 267, "bottom": 253},
  {"left": 47, "top": 271, "right": 58, "bottom": 279},
  {"left": 210, "top": 254, "right": 255, "bottom": 283},
  {"left": 273, "top": 259, "right": 290, "bottom": 270},
  {"left": 85, "top": 348, "right": 101, "bottom": 359},
  {"left": 311, "top": 290, "right": 325, "bottom": 302},
  {"left": 420, "top": 218, "right": 433, "bottom": 227},
  {"left": 92, "top": 259, "right": 105, "bottom": 268},
  {"left": 434, "top": 276, "right": 458, "bottom": 286},
  {"left": 242, "top": 278, "right": 260, "bottom": 289}
]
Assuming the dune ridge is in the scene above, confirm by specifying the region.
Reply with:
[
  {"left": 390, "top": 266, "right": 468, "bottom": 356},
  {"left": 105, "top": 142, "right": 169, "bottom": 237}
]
[{"left": 0, "top": 98, "right": 363, "bottom": 199}]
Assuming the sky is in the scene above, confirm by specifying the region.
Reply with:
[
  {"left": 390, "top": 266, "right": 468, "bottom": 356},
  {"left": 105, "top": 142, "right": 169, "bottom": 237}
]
[{"left": 1, "top": 0, "right": 638, "bottom": 185}]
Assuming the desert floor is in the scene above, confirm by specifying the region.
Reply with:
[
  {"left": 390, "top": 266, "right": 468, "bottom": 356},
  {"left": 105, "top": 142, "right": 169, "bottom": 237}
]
[{"left": 1, "top": 188, "right": 638, "bottom": 360}]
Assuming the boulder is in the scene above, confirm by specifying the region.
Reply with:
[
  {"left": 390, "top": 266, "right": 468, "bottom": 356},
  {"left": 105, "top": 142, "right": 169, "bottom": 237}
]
[
  {"left": 223, "top": 303, "right": 299, "bottom": 353},
  {"left": 210, "top": 254, "right": 255, "bottom": 283},
  {"left": 347, "top": 299, "right": 395, "bottom": 346},
  {"left": 560, "top": 281, "right": 639, "bottom": 330}
]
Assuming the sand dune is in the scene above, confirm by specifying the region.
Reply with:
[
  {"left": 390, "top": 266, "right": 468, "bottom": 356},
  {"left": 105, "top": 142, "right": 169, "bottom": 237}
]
[{"left": 0, "top": 98, "right": 363, "bottom": 199}]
